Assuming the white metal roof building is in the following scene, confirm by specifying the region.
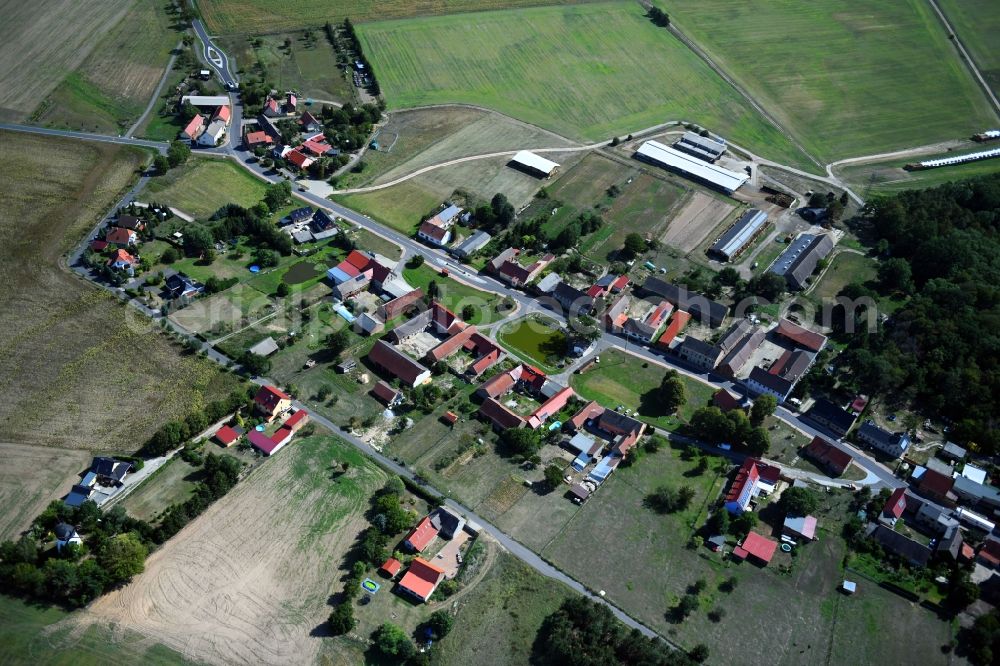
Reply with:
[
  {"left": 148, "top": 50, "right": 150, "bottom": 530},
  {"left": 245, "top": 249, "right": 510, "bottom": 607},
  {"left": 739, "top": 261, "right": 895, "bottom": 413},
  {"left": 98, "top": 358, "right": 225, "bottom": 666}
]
[
  {"left": 634, "top": 141, "right": 748, "bottom": 194},
  {"left": 181, "top": 95, "right": 232, "bottom": 108},
  {"left": 509, "top": 150, "right": 560, "bottom": 178},
  {"left": 674, "top": 132, "right": 727, "bottom": 162},
  {"left": 708, "top": 208, "right": 768, "bottom": 261},
  {"left": 916, "top": 147, "right": 1000, "bottom": 169}
]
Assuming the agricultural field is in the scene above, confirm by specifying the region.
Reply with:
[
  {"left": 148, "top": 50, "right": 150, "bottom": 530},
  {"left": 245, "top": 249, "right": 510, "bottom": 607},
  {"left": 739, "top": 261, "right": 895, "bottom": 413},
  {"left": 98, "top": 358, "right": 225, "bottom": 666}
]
[
  {"left": 218, "top": 31, "right": 354, "bottom": 104},
  {"left": 661, "top": 191, "right": 736, "bottom": 255},
  {"left": 0, "top": 594, "right": 192, "bottom": 665},
  {"left": 145, "top": 158, "right": 269, "bottom": 219},
  {"left": 31, "top": 1, "right": 182, "bottom": 134},
  {"left": 570, "top": 349, "right": 716, "bottom": 429},
  {"left": 836, "top": 147, "right": 1000, "bottom": 195},
  {"left": 87, "top": 435, "right": 385, "bottom": 665},
  {"left": 663, "top": 0, "right": 998, "bottom": 162},
  {"left": 0, "top": 131, "right": 242, "bottom": 452},
  {"left": 199, "top": 0, "right": 593, "bottom": 34},
  {"left": 938, "top": 0, "right": 1000, "bottom": 96},
  {"left": 0, "top": 0, "right": 131, "bottom": 122},
  {"left": 358, "top": 2, "right": 815, "bottom": 170},
  {"left": 0, "top": 444, "right": 91, "bottom": 541}
]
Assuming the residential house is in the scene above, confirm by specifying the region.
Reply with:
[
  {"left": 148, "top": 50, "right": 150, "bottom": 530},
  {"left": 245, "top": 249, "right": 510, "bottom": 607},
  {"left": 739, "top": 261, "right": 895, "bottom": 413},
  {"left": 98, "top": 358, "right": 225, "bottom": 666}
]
[
  {"left": 299, "top": 110, "right": 321, "bottom": 132},
  {"left": 940, "top": 442, "right": 967, "bottom": 462},
  {"left": 263, "top": 96, "right": 282, "bottom": 117},
  {"left": 114, "top": 214, "right": 145, "bottom": 232},
  {"left": 802, "top": 436, "right": 852, "bottom": 477},
  {"left": 552, "top": 282, "right": 595, "bottom": 316},
  {"left": 535, "top": 272, "right": 562, "bottom": 295},
  {"left": 866, "top": 524, "right": 931, "bottom": 567},
  {"left": 255, "top": 385, "right": 291, "bottom": 420},
  {"left": 879, "top": 487, "right": 907, "bottom": 526},
  {"left": 212, "top": 104, "right": 231, "bottom": 125},
  {"left": 567, "top": 400, "right": 605, "bottom": 432},
  {"left": 725, "top": 459, "right": 763, "bottom": 514},
  {"left": 913, "top": 501, "right": 961, "bottom": 537},
  {"left": 371, "top": 380, "right": 403, "bottom": 407},
  {"left": 181, "top": 114, "right": 205, "bottom": 141},
  {"left": 198, "top": 119, "right": 226, "bottom": 146},
  {"left": 745, "top": 349, "right": 813, "bottom": 404},
  {"left": 494, "top": 251, "right": 554, "bottom": 288},
  {"left": 368, "top": 340, "right": 432, "bottom": 387},
  {"left": 733, "top": 531, "right": 778, "bottom": 566},
  {"left": 106, "top": 249, "right": 137, "bottom": 275},
  {"left": 244, "top": 130, "right": 273, "bottom": 148},
  {"left": 105, "top": 227, "right": 137, "bottom": 247},
  {"left": 977, "top": 537, "right": 1000, "bottom": 570},
  {"left": 311, "top": 208, "right": 338, "bottom": 233},
  {"left": 378, "top": 289, "right": 424, "bottom": 322},
  {"left": 285, "top": 149, "right": 314, "bottom": 170},
  {"left": 610, "top": 275, "right": 630, "bottom": 293},
  {"left": 397, "top": 558, "right": 446, "bottom": 603},
  {"left": 676, "top": 336, "right": 722, "bottom": 371},
  {"left": 782, "top": 515, "right": 818, "bottom": 541},
  {"left": 656, "top": 310, "right": 692, "bottom": 348},
  {"left": 804, "top": 399, "right": 856, "bottom": 437},
  {"left": 952, "top": 475, "right": 1000, "bottom": 511},
  {"left": 92, "top": 457, "right": 131, "bottom": 486},
  {"left": 640, "top": 277, "right": 727, "bottom": 328},
  {"left": 417, "top": 220, "right": 451, "bottom": 246},
  {"left": 913, "top": 468, "right": 957, "bottom": 505},
  {"left": 712, "top": 389, "right": 744, "bottom": 413},
  {"left": 404, "top": 516, "right": 439, "bottom": 552},
  {"left": 430, "top": 507, "right": 466, "bottom": 539},
  {"left": 54, "top": 523, "right": 82, "bottom": 551},
  {"left": 856, "top": 422, "right": 910, "bottom": 458},
  {"left": 165, "top": 273, "right": 202, "bottom": 299}
]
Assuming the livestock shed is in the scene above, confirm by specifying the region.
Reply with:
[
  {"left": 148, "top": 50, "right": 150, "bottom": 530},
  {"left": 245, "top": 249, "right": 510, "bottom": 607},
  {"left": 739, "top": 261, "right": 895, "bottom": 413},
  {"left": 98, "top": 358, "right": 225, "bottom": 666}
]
[
  {"left": 674, "top": 131, "right": 726, "bottom": 162},
  {"left": 634, "top": 141, "right": 748, "bottom": 194},
  {"left": 769, "top": 233, "right": 834, "bottom": 290},
  {"left": 708, "top": 208, "right": 769, "bottom": 261},
  {"left": 508, "top": 151, "right": 560, "bottom": 178}
]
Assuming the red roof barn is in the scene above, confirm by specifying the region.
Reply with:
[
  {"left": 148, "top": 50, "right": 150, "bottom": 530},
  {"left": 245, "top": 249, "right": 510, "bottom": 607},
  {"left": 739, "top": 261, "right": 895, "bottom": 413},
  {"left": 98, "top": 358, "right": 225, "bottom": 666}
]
[
  {"left": 213, "top": 425, "right": 239, "bottom": 447},
  {"left": 733, "top": 531, "right": 778, "bottom": 565},
  {"left": 404, "top": 516, "right": 439, "bottom": 552}
]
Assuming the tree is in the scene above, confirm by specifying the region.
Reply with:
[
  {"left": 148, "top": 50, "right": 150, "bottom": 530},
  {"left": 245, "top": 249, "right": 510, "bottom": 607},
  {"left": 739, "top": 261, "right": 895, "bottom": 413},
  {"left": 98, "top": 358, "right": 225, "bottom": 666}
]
[
  {"left": 749, "top": 394, "right": 777, "bottom": 426},
  {"left": 263, "top": 181, "right": 292, "bottom": 212},
  {"left": 745, "top": 427, "right": 770, "bottom": 456},
  {"left": 238, "top": 351, "right": 271, "bottom": 376},
  {"left": 946, "top": 575, "right": 980, "bottom": 615},
  {"left": 425, "top": 609, "right": 454, "bottom": 639},
  {"left": 648, "top": 6, "right": 670, "bottom": 27},
  {"left": 275, "top": 282, "right": 290, "bottom": 297},
  {"left": 372, "top": 623, "right": 415, "bottom": 659},
  {"left": 461, "top": 304, "right": 476, "bottom": 321},
  {"left": 706, "top": 509, "right": 729, "bottom": 535},
  {"left": 544, "top": 464, "right": 564, "bottom": 490},
  {"left": 182, "top": 225, "right": 213, "bottom": 257},
  {"left": 646, "top": 485, "right": 695, "bottom": 513},
  {"left": 499, "top": 428, "right": 541, "bottom": 457},
  {"left": 746, "top": 271, "right": 786, "bottom": 301},
  {"left": 153, "top": 154, "right": 170, "bottom": 174},
  {"left": 622, "top": 232, "right": 646, "bottom": 260},
  {"left": 877, "top": 257, "right": 913, "bottom": 294},
  {"left": 98, "top": 532, "right": 147, "bottom": 585},
  {"left": 779, "top": 487, "right": 819, "bottom": 516},
  {"left": 328, "top": 602, "right": 355, "bottom": 635},
  {"left": 167, "top": 140, "right": 190, "bottom": 168},
  {"left": 690, "top": 644, "right": 710, "bottom": 663},
  {"left": 657, "top": 370, "right": 687, "bottom": 414},
  {"left": 406, "top": 254, "right": 424, "bottom": 269},
  {"left": 715, "top": 266, "right": 740, "bottom": 286},
  {"left": 427, "top": 279, "right": 440, "bottom": 299},
  {"left": 731, "top": 511, "right": 757, "bottom": 536},
  {"left": 673, "top": 593, "right": 699, "bottom": 620}
]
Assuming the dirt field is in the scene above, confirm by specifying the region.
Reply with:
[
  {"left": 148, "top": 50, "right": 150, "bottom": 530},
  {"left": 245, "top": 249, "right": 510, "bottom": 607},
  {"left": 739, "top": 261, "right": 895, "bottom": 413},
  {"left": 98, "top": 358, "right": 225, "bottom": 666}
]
[
  {"left": 87, "top": 436, "right": 383, "bottom": 665},
  {"left": 0, "top": 0, "right": 132, "bottom": 122},
  {"left": 0, "top": 443, "right": 91, "bottom": 540},
  {"left": 661, "top": 191, "right": 735, "bottom": 254},
  {"left": 0, "top": 131, "right": 241, "bottom": 451}
]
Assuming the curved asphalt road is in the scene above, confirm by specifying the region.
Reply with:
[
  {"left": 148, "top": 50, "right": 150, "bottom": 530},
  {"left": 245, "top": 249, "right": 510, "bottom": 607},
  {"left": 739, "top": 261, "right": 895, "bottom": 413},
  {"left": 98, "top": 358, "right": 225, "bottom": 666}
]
[{"left": 193, "top": 19, "right": 237, "bottom": 89}]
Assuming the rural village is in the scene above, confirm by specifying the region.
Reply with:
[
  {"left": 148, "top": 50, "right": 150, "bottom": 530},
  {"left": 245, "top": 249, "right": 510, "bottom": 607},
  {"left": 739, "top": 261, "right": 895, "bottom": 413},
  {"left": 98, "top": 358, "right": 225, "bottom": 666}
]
[{"left": 1, "top": 1, "right": 1000, "bottom": 665}]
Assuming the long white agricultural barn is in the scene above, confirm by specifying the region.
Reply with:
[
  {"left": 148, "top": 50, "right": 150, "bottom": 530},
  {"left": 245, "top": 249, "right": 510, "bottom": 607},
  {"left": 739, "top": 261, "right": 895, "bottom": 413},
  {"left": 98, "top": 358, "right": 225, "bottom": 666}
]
[
  {"left": 509, "top": 150, "right": 560, "bottom": 178},
  {"left": 634, "top": 140, "right": 748, "bottom": 194},
  {"left": 181, "top": 95, "right": 232, "bottom": 108}
]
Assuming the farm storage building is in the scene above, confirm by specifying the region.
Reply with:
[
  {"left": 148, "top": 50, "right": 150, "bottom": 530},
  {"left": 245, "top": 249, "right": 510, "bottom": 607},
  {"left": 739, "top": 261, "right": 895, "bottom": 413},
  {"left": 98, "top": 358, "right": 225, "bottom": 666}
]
[
  {"left": 634, "top": 140, "right": 748, "bottom": 194},
  {"left": 508, "top": 151, "right": 560, "bottom": 178},
  {"left": 674, "top": 131, "right": 726, "bottom": 162},
  {"left": 708, "top": 208, "right": 769, "bottom": 261},
  {"left": 769, "top": 233, "right": 834, "bottom": 290}
]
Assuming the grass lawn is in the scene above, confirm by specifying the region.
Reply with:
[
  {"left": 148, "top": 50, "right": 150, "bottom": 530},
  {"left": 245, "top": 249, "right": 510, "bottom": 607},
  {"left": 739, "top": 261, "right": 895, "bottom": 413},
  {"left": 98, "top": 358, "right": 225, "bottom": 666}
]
[
  {"left": 219, "top": 31, "right": 354, "bottom": 103},
  {"left": 358, "top": 2, "right": 815, "bottom": 170},
  {"left": 145, "top": 158, "right": 269, "bottom": 219},
  {"left": 401, "top": 264, "right": 501, "bottom": 325},
  {"left": 663, "top": 0, "right": 998, "bottom": 162},
  {"left": 199, "top": 0, "right": 591, "bottom": 34},
  {"left": 837, "top": 147, "right": 1000, "bottom": 195},
  {"left": 497, "top": 316, "right": 566, "bottom": 373},
  {"left": 117, "top": 456, "right": 201, "bottom": 523},
  {"left": 810, "top": 251, "right": 877, "bottom": 302},
  {"left": 937, "top": 0, "right": 1000, "bottom": 97},
  {"left": 334, "top": 180, "right": 441, "bottom": 235},
  {"left": 32, "top": 0, "right": 182, "bottom": 134},
  {"left": 0, "top": 130, "right": 243, "bottom": 452},
  {"left": 0, "top": 594, "right": 194, "bottom": 665},
  {"left": 570, "top": 349, "right": 715, "bottom": 429}
]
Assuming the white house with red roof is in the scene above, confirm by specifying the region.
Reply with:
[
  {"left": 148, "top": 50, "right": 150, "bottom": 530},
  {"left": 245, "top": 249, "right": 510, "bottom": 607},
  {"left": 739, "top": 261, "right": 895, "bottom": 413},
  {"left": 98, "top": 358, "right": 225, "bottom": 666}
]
[
  {"left": 397, "top": 557, "right": 446, "bottom": 602},
  {"left": 212, "top": 104, "right": 231, "bottom": 125},
  {"left": 107, "top": 249, "right": 137, "bottom": 275},
  {"left": 105, "top": 227, "right": 137, "bottom": 247},
  {"left": 181, "top": 114, "right": 205, "bottom": 141},
  {"left": 254, "top": 385, "right": 291, "bottom": 421}
]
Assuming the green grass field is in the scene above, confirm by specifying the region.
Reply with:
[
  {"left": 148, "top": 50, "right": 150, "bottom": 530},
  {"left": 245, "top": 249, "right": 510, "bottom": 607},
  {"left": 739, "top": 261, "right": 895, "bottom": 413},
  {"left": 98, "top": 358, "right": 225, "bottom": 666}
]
[
  {"left": 570, "top": 349, "right": 715, "bottom": 428},
  {"left": 938, "top": 0, "right": 1000, "bottom": 97},
  {"left": 498, "top": 316, "right": 566, "bottom": 372},
  {"left": 145, "top": 158, "right": 268, "bottom": 219},
  {"left": 358, "top": 2, "right": 815, "bottom": 170},
  {"left": 199, "top": 0, "right": 594, "bottom": 34},
  {"left": 402, "top": 264, "right": 501, "bottom": 324},
  {"left": 32, "top": 1, "right": 181, "bottom": 134},
  {"left": 663, "top": 0, "right": 998, "bottom": 162},
  {"left": 837, "top": 147, "right": 1000, "bottom": 195},
  {"left": 334, "top": 180, "right": 442, "bottom": 234},
  {"left": 810, "top": 251, "right": 877, "bottom": 302},
  {"left": 117, "top": 456, "right": 200, "bottom": 522}
]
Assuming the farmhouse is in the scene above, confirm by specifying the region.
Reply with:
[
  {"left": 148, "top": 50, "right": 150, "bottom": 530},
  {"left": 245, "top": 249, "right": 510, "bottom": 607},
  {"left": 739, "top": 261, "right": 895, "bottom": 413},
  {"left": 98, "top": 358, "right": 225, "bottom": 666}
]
[
  {"left": 479, "top": 397, "right": 526, "bottom": 431},
  {"left": 745, "top": 349, "right": 814, "bottom": 403},
  {"left": 417, "top": 220, "right": 451, "bottom": 246},
  {"left": 198, "top": 119, "right": 227, "bottom": 147},
  {"left": 674, "top": 131, "right": 727, "bottom": 162},
  {"left": 724, "top": 458, "right": 779, "bottom": 514},
  {"left": 774, "top": 318, "right": 827, "bottom": 353},
  {"left": 912, "top": 468, "right": 957, "bottom": 505},
  {"left": 181, "top": 95, "right": 231, "bottom": 108},
  {"left": 952, "top": 475, "right": 1000, "bottom": 511},
  {"left": 716, "top": 325, "right": 765, "bottom": 377},
  {"left": 254, "top": 385, "right": 291, "bottom": 420},
  {"left": 770, "top": 233, "right": 835, "bottom": 290},
  {"left": 368, "top": 340, "right": 432, "bottom": 387},
  {"left": 866, "top": 524, "right": 931, "bottom": 567},
  {"left": 802, "top": 436, "right": 852, "bottom": 476},
  {"left": 856, "top": 421, "right": 910, "bottom": 458},
  {"left": 733, "top": 531, "right": 778, "bottom": 565},
  {"left": 804, "top": 398, "right": 856, "bottom": 437},
  {"left": 508, "top": 150, "right": 560, "bottom": 178},
  {"left": 398, "top": 557, "right": 446, "bottom": 603},
  {"left": 676, "top": 336, "right": 722, "bottom": 371},
  {"left": 708, "top": 208, "right": 769, "bottom": 262},
  {"left": 105, "top": 227, "right": 137, "bottom": 247},
  {"left": 640, "top": 277, "right": 727, "bottom": 328},
  {"left": 181, "top": 114, "right": 205, "bottom": 141},
  {"left": 404, "top": 516, "right": 439, "bottom": 552},
  {"left": 634, "top": 140, "right": 748, "bottom": 194},
  {"left": 552, "top": 282, "right": 595, "bottom": 315}
]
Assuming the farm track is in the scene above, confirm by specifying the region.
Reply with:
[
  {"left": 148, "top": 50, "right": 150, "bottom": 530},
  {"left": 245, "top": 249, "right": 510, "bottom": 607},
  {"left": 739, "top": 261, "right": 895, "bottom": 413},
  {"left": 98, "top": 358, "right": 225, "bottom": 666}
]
[{"left": 926, "top": 0, "right": 1000, "bottom": 116}]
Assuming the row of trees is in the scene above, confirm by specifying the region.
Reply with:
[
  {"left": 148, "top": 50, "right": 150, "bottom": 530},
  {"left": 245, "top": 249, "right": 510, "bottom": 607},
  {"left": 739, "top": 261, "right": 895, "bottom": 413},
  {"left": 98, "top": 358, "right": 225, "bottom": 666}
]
[
  {"left": 685, "top": 400, "right": 773, "bottom": 456},
  {"left": 140, "top": 387, "right": 254, "bottom": 456}
]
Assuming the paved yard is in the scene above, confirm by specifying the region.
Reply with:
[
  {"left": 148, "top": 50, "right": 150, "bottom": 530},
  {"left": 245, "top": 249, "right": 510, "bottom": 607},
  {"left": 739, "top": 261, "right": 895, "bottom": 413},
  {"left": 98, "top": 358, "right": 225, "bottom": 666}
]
[{"left": 431, "top": 530, "right": 471, "bottom": 579}]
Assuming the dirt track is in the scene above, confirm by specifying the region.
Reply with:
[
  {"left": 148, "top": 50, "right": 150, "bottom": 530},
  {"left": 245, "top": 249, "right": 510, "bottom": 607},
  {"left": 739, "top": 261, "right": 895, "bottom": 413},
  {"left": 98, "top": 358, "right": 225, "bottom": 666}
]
[
  {"left": 661, "top": 192, "right": 734, "bottom": 254},
  {"left": 86, "top": 439, "right": 382, "bottom": 665}
]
